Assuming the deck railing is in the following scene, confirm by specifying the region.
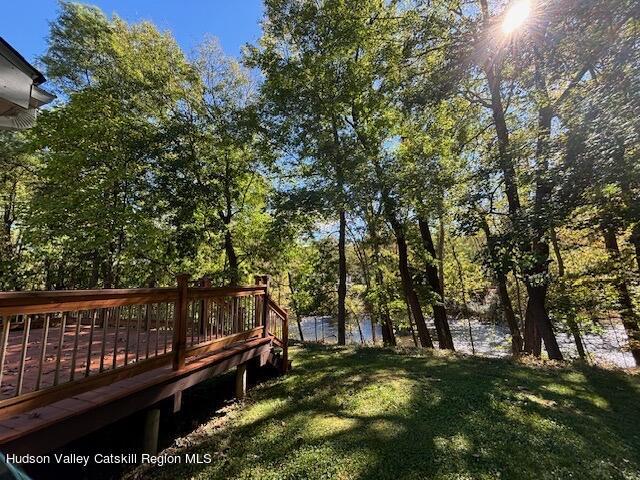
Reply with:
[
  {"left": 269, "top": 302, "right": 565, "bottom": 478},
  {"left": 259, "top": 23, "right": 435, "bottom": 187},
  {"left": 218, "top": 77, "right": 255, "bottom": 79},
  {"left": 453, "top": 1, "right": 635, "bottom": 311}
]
[
  {"left": 267, "top": 298, "right": 289, "bottom": 372},
  {"left": 0, "top": 274, "right": 287, "bottom": 417}
]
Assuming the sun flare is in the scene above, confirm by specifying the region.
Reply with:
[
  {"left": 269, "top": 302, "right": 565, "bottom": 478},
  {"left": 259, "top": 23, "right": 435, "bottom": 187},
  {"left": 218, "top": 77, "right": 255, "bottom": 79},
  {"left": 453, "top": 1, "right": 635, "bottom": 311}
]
[{"left": 502, "top": 0, "right": 532, "bottom": 34}]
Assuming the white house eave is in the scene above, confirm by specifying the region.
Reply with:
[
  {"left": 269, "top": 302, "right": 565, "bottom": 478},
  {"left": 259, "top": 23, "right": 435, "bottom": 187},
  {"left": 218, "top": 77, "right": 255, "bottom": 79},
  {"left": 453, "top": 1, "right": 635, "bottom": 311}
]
[{"left": 30, "top": 85, "right": 56, "bottom": 108}]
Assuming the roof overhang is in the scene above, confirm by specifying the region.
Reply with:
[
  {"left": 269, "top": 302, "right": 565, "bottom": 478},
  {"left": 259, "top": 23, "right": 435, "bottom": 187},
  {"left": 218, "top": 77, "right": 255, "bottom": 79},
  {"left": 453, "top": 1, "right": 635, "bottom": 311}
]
[
  {"left": 0, "top": 37, "right": 55, "bottom": 131},
  {"left": 0, "top": 36, "right": 45, "bottom": 85}
]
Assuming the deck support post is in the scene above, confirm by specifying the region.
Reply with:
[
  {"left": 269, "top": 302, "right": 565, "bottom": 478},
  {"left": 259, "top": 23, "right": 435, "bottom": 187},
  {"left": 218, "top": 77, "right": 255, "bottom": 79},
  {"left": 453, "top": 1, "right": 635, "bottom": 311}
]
[
  {"left": 235, "top": 362, "right": 247, "bottom": 399},
  {"left": 143, "top": 408, "right": 161, "bottom": 455},
  {"left": 172, "top": 391, "right": 182, "bottom": 413}
]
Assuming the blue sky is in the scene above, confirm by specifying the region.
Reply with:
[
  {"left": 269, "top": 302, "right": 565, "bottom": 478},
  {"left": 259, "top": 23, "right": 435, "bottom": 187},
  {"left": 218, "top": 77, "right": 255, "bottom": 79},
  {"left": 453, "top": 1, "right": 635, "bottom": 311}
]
[{"left": 3, "top": 0, "right": 264, "bottom": 65}]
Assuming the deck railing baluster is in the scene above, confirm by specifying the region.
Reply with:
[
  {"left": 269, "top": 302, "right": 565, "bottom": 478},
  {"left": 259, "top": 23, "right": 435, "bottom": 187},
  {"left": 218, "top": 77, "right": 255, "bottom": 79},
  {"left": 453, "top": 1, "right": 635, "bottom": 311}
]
[
  {"left": 0, "top": 316, "right": 11, "bottom": 391},
  {"left": 124, "top": 306, "right": 132, "bottom": 366},
  {"left": 144, "top": 304, "right": 152, "bottom": 360},
  {"left": 112, "top": 307, "right": 121, "bottom": 369},
  {"left": 35, "top": 314, "right": 51, "bottom": 390},
  {"left": 53, "top": 312, "right": 67, "bottom": 386},
  {"left": 99, "top": 308, "right": 110, "bottom": 373},
  {"left": 69, "top": 311, "right": 83, "bottom": 381},
  {"left": 85, "top": 309, "right": 98, "bottom": 377},
  {"left": 242, "top": 297, "right": 246, "bottom": 331},
  {"left": 221, "top": 301, "right": 226, "bottom": 337},
  {"left": 250, "top": 296, "right": 255, "bottom": 328},
  {"left": 163, "top": 303, "right": 169, "bottom": 354},
  {"left": 154, "top": 304, "right": 160, "bottom": 357},
  {"left": 134, "top": 305, "right": 143, "bottom": 363},
  {"left": 214, "top": 300, "right": 219, "bottom": 339},
  {"left": 187, "top": 303, "right": 193, "bottom": 347},
  {"left": 193, "top": 302, "right": 198, "bottom": 346},
  {"left": 223, "top": 301, "right": 228, "bottom": 336},
  {"left": 16, "top": 315, "right": 32, "bottom": 396}
]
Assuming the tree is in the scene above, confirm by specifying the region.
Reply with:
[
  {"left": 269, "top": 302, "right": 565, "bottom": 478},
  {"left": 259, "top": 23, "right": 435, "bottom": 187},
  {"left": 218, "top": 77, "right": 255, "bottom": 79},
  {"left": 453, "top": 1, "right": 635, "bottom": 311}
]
[
  {"left": 29, "top": 2, "right": 196, "bottom": 288},
  {"left": 0, "top": 132, "right": 36, "bottom": 290},
  {"left": 247, "top": 0, "right": 376, "bottom": 345},
  {"left": 159, "top": 38, "right": 273, "bottom": 286},
  {"left": 557, "top": 12, "right": 640, "bottom": 363}
]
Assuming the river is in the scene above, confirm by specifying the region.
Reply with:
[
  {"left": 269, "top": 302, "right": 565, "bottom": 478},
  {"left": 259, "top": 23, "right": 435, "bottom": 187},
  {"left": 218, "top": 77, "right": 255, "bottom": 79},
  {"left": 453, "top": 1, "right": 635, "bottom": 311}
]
[{"left": 289, "top": 315, "right": 636, "bottom": 368}]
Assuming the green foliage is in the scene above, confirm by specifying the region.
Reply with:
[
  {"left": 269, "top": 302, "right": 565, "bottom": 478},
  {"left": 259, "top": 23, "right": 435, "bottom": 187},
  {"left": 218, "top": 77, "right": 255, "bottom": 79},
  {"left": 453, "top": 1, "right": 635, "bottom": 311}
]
[
  {"left": 288, "top": 239, "right": 339, "bottom": 318},
  {"left": 158, "top": 37, "right": 274, "bottom": 285},
  {"left": 0, "top": 132, "right": 37, "bottom": 289},
  {"left": 12, "top": 3, "right": 279, "bottom": 289},
  {"left": 0, "top": 0, "right": 638, "bottom": 365},
  {"left": 25, "top": 3, "right": 196, "bottom": 288}
]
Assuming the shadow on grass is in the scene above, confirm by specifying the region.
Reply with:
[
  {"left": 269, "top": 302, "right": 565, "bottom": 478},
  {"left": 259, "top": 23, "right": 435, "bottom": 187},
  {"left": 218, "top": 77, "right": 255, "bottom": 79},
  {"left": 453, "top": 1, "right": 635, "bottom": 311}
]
[{"left": 138, "top": 344, "right": 640, "bottom": 480}]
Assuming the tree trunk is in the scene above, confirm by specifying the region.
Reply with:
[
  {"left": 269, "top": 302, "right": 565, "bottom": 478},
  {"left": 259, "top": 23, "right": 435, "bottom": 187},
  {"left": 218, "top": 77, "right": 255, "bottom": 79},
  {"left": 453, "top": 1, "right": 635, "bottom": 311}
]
[
  {"left": 479, "top": 218, "right": 524, "bottom": 355},
  {"left": 353, "top": 233, "right": 377, "bottom": 345},
  {"left": 631, "top": 223, "right": 640, "bottom": 273},
  {"left": 525, "top": 284, "right": 563, "bottom": 359},
  {"left": 287, "top": 271, "right": 305, "bottom": 342},
  {"left": 103, "top": 243, "right": 115, "bottom": 289},
  {"left": 356, "top": 316, "right": 364, "bottom": 344},
  {"left": 55, "top": 262, "right": 65, "bottom": 290},
  {"left": 602, "top": 227, "right": 640, "bottom": 366},
  {"left": 44, "top": 259, "right": 53, "bottom": 290},
  {"left": 370, "top": 314, "right": 377, "bottom": 345},
  {"left": 381, "top": 308, "right": 395, "bottom": 347},
  {"left": 369, "top": 207, "right": 396, "bottom": 347},
  {"left": 524, "top": 302, "right": 542, "bottom": 357},
  {"left": 497, "top": 272, "right": 523, "bottom": 355},
  {"left": 523, "top": 203, "right": 563, "bottom": 358},
  {"left": 337, "top": 209, "right": 347, "bottom": 345},
  {"left": 480, "top": 0, "right": 521, "bottom": 218},
  {"left": 1, "top": 179, "right": 19, "bottom": 290},
  {"left": 481, "top": 1, "right": 559, "bottom": 359},
  {"left": 373, "top": 253, "right": 395, "bottom": 347},
  {"left": 437, "top": 217, "right": 445, "bottom": 292},
  {"left": 553, "top": 237, "right": 588, "bottom": 359},
  {"left": 221, "top": 151, "right": 240, "bottom": 286},
  {"left": 224, "top": 229, "right": 240, "bottom": 286},
  {"left": 567, "top": 318, "right": 586, "bottom": 360},
  {"left": 378, "top": 292, "right": 396, "bottom": 347},
  {"left": 550, "top": 228, "right": 565, "bottom": 277},
  {"left": 366, "top": 139, "right": 420, "bottom": 346},
  {"left": 513, "top": 269, "right": 525, "bottom": 329},
  {"left": 380, "top": 319, "right": 391, "bottom": 345},
  {"left": 405, "top": 299, "right": 419, "bottom": 347},
  {"left": 418, "top": 217, "right": 454, "bottom": 350},
  {"left": 89, "top": 251, "right": 100, "bottom": 289},
  {"left": 451, "top": 242, "right": 475, "bottom": 354},
  {"left": 393, "top": 223, "right": 434, "bottom": 348},
  {"left": 525, "top": 48, "right": 563, "bottom": 360}
]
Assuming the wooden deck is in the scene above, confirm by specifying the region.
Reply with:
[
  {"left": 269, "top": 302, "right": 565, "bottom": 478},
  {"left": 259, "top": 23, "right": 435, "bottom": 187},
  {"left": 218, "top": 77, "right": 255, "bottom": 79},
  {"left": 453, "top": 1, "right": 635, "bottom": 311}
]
[
  {"left": 0, "top": 326, "right": 172, "bottom": 399},
  {"left": 0, "top": 275, "right": 289, "bottom": 455}
]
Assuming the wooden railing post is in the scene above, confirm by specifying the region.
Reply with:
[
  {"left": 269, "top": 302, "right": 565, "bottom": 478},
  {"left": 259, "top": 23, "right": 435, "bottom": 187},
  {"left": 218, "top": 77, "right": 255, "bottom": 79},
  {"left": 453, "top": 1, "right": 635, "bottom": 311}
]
[
  {"left": 254, "top": 275, "right": 270, "bottom": 338},
  {"left": 173, "top": 273, "right": 190, "bottom": 371}
]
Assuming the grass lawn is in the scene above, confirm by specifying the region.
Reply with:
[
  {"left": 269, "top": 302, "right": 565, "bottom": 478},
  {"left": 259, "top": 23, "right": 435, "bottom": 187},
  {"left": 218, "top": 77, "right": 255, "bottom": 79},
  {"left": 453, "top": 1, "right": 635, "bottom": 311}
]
[{"left": 135, "top": 344, "right": 640, "bottom": 480}]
